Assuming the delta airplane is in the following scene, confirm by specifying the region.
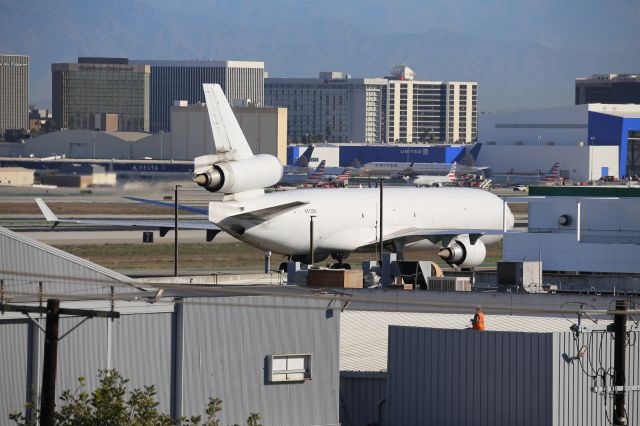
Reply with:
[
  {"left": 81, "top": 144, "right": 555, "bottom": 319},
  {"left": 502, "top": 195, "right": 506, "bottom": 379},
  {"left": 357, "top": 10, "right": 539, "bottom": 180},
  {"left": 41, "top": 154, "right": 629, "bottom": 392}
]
[
  {"left": 412, "top": 163, "right": 457, "bottom": 187},
  {"left": 37, "top": 84, "right": 515, "bottom": 269}
]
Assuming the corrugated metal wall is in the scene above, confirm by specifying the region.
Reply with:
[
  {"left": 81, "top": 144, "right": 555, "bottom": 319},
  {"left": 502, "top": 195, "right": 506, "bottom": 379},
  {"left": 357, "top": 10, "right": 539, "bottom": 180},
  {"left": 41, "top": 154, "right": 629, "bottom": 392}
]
[
  {"left": 339, "top": 371, "right": 387, "bottom": 426},
  {"left": 386, "top": 327, "right": 555, "bottom": 426},
  {"left": 182, "top": 296, "right": 340, "bottom": 426},
  {"left": 553, "top": 331, "right": 640, "bottom": 426},
  {"left": 0, "top": 296, "right": 339, "bottom": 426},
  {"left": 385, "top": 326, "right": 640, "bottom": 426},
  {"left": 0, "top": 226, "right": 138, "bottom": 299},
  {"left": 0, "top": 321, "right": 29, "bottom": 421}
]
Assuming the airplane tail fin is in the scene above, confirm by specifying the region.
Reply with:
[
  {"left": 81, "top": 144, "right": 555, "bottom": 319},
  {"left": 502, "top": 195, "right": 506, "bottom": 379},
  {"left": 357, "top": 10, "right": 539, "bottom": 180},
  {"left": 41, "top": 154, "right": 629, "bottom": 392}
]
[
  {"left": 308, "top": 160, "right": 326, "bottom": 180},
  {"left": 294, "top": 147, "right": 314, "bottom": 167},
  {"left": 447, "top": 162, "right": 457, "bottom": 181},
  {"left": 543, "top": 162, "right": 560, "bottom": 180},
  {"left": 202, "top": 83, "right": 254, "bottom": 160}
]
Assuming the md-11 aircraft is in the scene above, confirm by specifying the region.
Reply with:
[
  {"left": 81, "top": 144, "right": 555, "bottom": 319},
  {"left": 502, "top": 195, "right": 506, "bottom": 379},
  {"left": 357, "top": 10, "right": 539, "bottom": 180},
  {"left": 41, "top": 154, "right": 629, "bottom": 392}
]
[{"left": 37, "top": 84, "right": 514, "bottom": 269}]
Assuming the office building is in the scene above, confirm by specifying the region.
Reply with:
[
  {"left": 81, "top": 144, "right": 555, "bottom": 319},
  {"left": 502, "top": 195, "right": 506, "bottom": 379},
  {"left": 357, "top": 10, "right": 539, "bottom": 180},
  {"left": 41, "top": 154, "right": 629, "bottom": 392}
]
[
  {"left": 132, "top": 60, "right": 265, "bottom": 132},
  {"left": 0, "top": 54, "right": 29, "bottom": 138},
  {"left": 576, "top": 73, "right": 640, "bottom": 104},
  {"left": 386, "top": 65, "right": 477, "bottom": 144},
  {"left": 52, "top": 57, "right": 150, "bottom": 132},
  {"left": 266, "top": 72, "right": 388, "bottom": 144},
  {"left": 266, "top": 66, "right": 477, "bottom": 144}
]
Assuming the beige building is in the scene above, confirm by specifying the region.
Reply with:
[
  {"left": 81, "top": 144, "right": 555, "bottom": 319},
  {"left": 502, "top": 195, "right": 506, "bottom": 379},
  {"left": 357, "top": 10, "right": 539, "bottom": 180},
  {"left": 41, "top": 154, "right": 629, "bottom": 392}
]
[
  {"left": 52, "top": 58, "right": 150, "bottom": 132},
  {"left": 0, "top": 167, "right": 34, "bottom": 186},
  {"left": 386, "top": 66, "right": 477, "bottom": 144},
  {"left": 170, "top": 103, "right": 288, "bottom": 163},
  {"left": 0, "top": 55, "right": 29, "bottom": 138}
]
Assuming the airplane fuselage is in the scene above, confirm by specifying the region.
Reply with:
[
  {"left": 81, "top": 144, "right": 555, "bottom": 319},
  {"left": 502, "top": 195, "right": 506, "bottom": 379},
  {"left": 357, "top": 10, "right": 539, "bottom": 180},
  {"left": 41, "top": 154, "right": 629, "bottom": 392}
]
[{"left": 210, "top": 187, "right": 513, "bottom": 259}]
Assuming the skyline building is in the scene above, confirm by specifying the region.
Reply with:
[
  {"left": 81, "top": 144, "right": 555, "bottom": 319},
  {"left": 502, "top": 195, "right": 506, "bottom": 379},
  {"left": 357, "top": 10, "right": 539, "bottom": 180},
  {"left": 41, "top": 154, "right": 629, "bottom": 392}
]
[
  {"left": 575, "top": 73, "right": 640, "bottom": 105},
  {"left": 0, "top": 54, "right": 29, "bottom": 138},
  {"left": 266, "top": 66, "right": 477, "bottom": 144},
  {"left": 51, "top": 57, "right": 150, "bottom": 132},
  {"left": 266, "top": 72, "right": 387, "bottom": 144},
  {"left": 131, "top": 60, "right": 265, "bottom": 132},
  {"left": 386, "top": 66, "right": 477, "bottom": 143}
]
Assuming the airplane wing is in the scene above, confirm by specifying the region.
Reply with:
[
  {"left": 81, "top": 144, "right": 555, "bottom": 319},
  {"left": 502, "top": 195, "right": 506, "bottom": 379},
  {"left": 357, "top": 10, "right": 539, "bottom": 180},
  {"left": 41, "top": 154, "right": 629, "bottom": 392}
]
[
  {"left": 124, "top": 196, "right": 208, "bottom": 215},
  {"left": 362, "top": 227, "right": 506, "bottom": 247},
  {"left": 210, "top": 200, "right": 309, "bottom": 224},
  {"left": 35, "top": 198, "right": 221, "bottom": 241}
]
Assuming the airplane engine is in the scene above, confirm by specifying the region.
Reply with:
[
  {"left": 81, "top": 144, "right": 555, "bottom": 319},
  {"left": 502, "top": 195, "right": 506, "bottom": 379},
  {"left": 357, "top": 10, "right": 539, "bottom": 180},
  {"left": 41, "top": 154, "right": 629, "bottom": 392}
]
[
  {"left": 193, "top": 154, "right": 283, "bottom": 193},
  {"left": 438, "top": 236, "right": 486, "bottom": 268}
]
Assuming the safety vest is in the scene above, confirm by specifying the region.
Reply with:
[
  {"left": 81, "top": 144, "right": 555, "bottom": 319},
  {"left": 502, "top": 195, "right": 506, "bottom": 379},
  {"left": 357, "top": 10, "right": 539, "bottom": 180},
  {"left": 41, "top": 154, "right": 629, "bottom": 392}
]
[{"left": 473, "top": 311, "right": 485, "bottom": 331}]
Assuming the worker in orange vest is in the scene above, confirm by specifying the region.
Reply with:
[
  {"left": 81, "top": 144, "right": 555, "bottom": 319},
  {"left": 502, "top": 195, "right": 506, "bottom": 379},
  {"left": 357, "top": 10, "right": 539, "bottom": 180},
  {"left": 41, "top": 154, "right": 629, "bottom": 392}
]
[{"left": 470, "top": 306, "right": 485, "bottom": 331}]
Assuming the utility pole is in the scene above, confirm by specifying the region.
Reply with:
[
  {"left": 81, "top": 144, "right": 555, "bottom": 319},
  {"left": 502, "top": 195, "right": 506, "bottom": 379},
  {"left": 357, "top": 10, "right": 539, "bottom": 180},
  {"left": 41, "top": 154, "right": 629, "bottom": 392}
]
[
  {"left": 174, "top": 185, "right": 181, "bottom": 277},
  {"left": 309, "top": 215, "right": 316, "bottom": 266},
  {"left": 613, "top": 300, "right": 629, "bottom": 426},
  {"left": 0, "top": 300, "right": 120, "bottom": 426},
  {"left": 379, "top": 179, "right": 384, "bottom": 264},
  {"left": 40, "top": 299, "right": 60, "bottom": 426}
]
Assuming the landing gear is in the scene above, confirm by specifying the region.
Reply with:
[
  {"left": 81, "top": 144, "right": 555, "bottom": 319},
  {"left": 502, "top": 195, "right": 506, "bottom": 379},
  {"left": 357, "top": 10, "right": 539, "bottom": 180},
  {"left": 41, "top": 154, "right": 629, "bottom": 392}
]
[
  {"left": 329, "top": 252, "right": 351, "bottom": 269},
  {"left": 329, "top": 262, "right": 351, "bottom": 270}
]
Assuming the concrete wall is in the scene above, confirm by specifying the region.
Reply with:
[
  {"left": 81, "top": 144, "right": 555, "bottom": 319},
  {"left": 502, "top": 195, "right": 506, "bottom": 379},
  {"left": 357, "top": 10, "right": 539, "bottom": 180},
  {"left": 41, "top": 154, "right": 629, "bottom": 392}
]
[{"left": 0, "top": 167, "right": 34, "bottom": 186}]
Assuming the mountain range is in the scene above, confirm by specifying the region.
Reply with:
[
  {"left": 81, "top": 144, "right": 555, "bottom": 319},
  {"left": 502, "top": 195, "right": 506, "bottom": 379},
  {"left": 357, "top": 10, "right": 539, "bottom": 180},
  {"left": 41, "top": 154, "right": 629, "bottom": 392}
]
[{"left": 1, "top": 0, "right": 638, "bottom": 110}]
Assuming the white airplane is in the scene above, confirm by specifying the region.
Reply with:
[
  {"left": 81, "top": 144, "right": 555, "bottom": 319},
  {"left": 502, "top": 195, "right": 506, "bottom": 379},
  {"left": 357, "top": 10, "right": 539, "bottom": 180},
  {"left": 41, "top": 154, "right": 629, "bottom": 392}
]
[
  {"left": 412, "top": 162, "right": 457, "bottom": 187},
  {"left": 36, "top": 84, "right": 514, "bottom": 270},
  {"left": 190, "top": 84, "right": 514, "bottom": 268}
]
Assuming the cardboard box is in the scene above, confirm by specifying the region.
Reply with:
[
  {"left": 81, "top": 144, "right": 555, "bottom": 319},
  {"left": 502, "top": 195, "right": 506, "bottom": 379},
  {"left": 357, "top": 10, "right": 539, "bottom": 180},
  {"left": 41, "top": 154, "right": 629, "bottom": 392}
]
[{"left": 307, "top": 269, "right": 363, "bottom": 288}]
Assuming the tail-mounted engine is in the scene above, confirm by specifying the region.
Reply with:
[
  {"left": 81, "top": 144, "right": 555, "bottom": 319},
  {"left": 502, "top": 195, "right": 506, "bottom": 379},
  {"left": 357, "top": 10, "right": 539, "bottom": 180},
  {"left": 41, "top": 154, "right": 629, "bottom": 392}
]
[
  {"left": 193, "top": 154, "right": 283, "bottom": 194},
  {"left": 437, "top": 236, "right": 486, "bottom": 268}
]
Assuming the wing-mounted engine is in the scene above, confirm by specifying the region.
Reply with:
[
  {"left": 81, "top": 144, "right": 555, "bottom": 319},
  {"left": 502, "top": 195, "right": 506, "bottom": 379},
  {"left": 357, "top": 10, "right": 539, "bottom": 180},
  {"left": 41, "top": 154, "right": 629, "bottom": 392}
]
[
  {"left": 193, "top": 154, "right": 283, "bottom": 194},
  {"left": 438, "top": 235, "right": 486, "bottom": 268}
]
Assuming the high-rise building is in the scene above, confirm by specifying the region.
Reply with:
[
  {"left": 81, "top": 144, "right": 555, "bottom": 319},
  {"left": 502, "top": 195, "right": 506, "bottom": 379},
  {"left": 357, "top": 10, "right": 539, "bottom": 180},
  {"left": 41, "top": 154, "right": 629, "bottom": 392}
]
[
  {"left": 266, "top": 66, "right": 477, "bottom": 144},
  {"left": 52, "top": 58, "right": 150, "bottom": 132},
  {"left": 131, "top": 60, "right": 265, "bottom": 133},
  {"left": 265, "top": 72, "right": 388, "bottom": 144},
  {"left": 0, "top": 54, "right": 29, "bottom": 138},
  {"left": 386, "top": 65, "right": 477, "bottom": 144},
  {"left": 575, "top": 73, "right": 640, "bottom": 105}
]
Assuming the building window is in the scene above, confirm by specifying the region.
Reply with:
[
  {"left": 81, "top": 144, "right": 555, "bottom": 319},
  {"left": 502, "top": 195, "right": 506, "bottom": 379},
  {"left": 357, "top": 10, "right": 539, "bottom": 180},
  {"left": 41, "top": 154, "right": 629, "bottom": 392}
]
[{"left": 267, "top": 354, "right": 312, "bottom": 383}]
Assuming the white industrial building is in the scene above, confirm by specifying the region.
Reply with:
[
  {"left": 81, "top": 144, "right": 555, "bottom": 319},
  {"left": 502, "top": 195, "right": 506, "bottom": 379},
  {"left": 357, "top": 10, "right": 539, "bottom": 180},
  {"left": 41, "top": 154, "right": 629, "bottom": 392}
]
[
  {"left": 478, "top": 104, "right": 640, "bottom": 181},
  {"left": 504, "top": 187, "right": 640, "bottom": 274}
]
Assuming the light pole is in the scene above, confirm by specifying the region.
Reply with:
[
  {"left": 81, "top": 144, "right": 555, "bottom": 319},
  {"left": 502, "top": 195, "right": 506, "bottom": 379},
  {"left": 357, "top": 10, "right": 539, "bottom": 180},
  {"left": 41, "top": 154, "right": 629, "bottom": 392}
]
[
  {"left": 174, "top": 184, "right": 181, "bottom": 277},
  {"left": 536, "top": 135, "right": 543, "bottom": 175},
  {"left": 589, "top": 136, "right": 595, "bottom": 182},
  {"left": 159, "top": 130, "right": 164, "bottom": 160}
]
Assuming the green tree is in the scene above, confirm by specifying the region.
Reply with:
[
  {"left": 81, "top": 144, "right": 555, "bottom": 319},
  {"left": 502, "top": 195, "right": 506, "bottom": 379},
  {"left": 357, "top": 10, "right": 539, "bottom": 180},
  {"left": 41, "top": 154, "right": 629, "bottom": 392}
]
[{"left": 9, "top": 370, "right": 255, "bottom": 426}]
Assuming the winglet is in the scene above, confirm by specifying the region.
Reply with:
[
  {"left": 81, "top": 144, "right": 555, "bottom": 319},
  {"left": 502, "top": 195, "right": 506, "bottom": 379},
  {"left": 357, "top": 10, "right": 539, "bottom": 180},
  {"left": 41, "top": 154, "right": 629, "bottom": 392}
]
[{"left": 35, "top": 198, "right": 60, "bottom": 227}]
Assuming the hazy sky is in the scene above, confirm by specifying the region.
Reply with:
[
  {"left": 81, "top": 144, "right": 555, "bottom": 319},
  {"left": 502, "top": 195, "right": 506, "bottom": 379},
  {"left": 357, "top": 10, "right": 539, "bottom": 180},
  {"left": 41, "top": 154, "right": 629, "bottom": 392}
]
[{"left": 1, "top": 0, "right": 638, "bottom": 109}]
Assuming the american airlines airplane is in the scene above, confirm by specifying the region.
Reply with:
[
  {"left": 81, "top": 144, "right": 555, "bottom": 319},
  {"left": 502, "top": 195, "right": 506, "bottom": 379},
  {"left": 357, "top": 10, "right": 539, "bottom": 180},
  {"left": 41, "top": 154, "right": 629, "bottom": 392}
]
[
  {"left": 489, "top": 162, "right": 561, "bottom": 186},
  {"left": 37, "top": 84, "right": 515, "bottom": 269},
  {"left": 412, "top": 163, "right": 457, "bottom": 187},
  {"left": 279, "top": 160, "right": 326, "bottom": 186}
]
